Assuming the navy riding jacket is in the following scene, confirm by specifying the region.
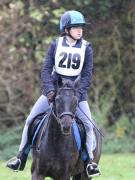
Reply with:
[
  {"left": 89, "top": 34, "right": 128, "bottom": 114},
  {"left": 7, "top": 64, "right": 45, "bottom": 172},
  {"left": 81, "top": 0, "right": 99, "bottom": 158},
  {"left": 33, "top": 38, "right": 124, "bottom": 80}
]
[{"left": 41, "top": 36, "right": 93, "bottom": 101}]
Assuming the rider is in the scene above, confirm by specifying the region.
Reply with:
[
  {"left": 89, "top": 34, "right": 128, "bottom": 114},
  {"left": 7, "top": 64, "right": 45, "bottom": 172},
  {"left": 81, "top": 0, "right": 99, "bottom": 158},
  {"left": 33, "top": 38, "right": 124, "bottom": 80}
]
[{"left": 6, "top": 10, "right": 100, "bottom": 178}]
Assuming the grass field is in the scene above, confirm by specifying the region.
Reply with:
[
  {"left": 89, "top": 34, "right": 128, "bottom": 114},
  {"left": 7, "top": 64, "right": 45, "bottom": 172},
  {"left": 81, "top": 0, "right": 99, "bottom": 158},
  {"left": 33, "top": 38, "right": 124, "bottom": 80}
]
[{"left": 0, "top": 153, "right": 135, "bottom": 180}]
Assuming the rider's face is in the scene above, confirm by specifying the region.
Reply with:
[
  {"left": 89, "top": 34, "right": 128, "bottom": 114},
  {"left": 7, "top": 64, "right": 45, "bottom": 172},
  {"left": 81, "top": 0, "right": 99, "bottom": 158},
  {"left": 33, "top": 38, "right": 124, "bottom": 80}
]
[{"left": 68, "top": 26, "right": 83, "bottom": 40}]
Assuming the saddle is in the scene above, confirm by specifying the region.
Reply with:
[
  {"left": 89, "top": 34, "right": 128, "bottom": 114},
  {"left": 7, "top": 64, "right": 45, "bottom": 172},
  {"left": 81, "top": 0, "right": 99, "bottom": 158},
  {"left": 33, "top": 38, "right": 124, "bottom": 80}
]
[{"left": 28, "top": 112, "right": 49, "bottom": 149}]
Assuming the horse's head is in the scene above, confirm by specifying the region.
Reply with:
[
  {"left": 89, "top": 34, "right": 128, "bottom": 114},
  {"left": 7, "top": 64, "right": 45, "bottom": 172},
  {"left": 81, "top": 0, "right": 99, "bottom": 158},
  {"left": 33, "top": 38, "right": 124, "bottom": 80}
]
[{"left": 54, "top": 77, "right": 80, "bottom": 135}]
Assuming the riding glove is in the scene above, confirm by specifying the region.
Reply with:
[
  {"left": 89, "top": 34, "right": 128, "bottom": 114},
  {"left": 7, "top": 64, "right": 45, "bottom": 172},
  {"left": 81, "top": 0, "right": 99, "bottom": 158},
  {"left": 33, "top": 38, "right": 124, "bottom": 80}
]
[{"left": 47, "top": 91, "right": 55, "bottom": 102}]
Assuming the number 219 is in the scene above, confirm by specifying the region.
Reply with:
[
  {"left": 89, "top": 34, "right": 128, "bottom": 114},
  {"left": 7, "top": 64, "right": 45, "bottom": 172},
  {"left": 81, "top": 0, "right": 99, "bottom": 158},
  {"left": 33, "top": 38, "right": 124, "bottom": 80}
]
[{"left": 58, "top": 52, "right": 81, "bottom": 69}]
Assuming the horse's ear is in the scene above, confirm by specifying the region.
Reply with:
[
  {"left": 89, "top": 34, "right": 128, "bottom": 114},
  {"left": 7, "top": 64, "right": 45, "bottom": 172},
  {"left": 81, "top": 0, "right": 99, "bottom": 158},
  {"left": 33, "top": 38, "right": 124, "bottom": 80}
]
[{"left": 74, "top": 75, "right": 81, "bottom": 89}]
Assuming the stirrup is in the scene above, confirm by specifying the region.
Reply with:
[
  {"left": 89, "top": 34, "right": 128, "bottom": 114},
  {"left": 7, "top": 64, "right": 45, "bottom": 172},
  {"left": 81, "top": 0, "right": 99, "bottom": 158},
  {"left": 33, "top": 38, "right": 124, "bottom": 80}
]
[{"left": 6, "top": 156, "right": 21, "bottom": 172}]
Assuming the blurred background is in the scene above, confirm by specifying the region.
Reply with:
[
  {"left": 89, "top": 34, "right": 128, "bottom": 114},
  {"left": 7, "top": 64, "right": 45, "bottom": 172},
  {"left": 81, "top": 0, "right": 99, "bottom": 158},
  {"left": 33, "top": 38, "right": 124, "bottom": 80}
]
[{"left": 0, "top": 0, "right": 135, "bottom": 179}]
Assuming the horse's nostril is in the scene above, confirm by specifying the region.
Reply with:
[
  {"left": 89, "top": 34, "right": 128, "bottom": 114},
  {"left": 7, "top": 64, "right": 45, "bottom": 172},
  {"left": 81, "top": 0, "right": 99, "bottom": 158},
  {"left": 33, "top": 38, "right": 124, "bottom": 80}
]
[
  {"left": 62, "top": 126, "right": 71, "bottom": 134},
  {"left": 63, "top": 126, "right": 68, "bottom": 131}
]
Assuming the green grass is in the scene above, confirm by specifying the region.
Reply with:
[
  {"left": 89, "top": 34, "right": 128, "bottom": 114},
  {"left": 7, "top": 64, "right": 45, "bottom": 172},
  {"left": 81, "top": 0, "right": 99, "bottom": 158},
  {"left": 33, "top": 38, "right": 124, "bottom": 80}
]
[
  {"left": 99, "top": 153, "right": 135, "bottom": 180},
  {"left": 0, "top": 153, "right": 135, "bottom": 180}
]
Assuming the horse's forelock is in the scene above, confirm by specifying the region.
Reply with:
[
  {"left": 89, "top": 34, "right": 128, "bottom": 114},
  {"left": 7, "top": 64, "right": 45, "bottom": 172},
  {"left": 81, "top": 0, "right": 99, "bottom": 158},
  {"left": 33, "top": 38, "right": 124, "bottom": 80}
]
[{"left": 62, "top": 79, "right": 74, "bottom": 88}]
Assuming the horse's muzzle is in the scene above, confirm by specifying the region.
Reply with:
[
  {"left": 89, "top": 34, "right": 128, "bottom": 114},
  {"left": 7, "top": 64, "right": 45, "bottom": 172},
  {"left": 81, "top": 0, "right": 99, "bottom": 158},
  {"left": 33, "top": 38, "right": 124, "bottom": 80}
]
[{"left": 58, "top": 112, "right": 74, "bottom": 135}]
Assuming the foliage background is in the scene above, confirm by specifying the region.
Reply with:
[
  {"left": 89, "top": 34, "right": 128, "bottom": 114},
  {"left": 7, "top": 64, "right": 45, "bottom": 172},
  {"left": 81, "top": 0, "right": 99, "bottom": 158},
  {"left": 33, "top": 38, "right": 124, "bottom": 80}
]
[{"left": 0, "top": 0, "right": 135, "bottom": 159}]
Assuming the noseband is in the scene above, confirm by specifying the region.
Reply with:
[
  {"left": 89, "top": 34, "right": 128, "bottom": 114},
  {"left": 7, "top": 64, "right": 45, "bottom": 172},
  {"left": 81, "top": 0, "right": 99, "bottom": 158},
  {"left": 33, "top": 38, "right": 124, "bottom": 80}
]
[{"left": 59, "top": 112, "right": 74, "bottom": 119}]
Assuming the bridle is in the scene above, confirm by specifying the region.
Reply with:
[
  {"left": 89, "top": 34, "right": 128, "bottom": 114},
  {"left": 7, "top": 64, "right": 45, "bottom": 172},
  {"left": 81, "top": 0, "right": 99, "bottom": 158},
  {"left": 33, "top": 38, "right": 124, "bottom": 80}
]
[
  {"left": 54, "top": 86, "right": 78, "bottom": 135},
  {"left": 59, "top": 112, "right": 74, "bottom": 119}
]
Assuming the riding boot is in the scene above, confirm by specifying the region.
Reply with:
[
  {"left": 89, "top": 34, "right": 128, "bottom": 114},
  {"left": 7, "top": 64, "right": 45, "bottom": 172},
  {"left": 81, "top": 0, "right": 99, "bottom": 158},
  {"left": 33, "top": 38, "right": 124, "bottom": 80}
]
[
  {"left": 85, "top": 158, "right": 101, "bottom": 178},
  {"left": 6, "top": 141, "right": 30, "bottom": 171},
  {"left": 6, "top": 150, "right": 28, "bottom": 171}
]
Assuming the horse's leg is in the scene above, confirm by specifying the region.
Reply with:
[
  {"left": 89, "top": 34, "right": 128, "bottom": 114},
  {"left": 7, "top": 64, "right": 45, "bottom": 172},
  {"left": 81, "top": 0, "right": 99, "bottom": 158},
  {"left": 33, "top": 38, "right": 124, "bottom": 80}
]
[
  {"left": 57, "top": 178, "right": 70, "bottom": 180},
  {"left": 55, "top": 175, "right": 70, "bottom": 180},
  {"left": 72, "top": 174, "right": 82, "bottom": 180},
  {"left": 31, "top": 170, "right": 44, "bottom": 180},
  {"left": 31, "top": 162, "right": 44, "bottom": 180},
  {"left": 73, "top": 172, "right": 90, "bottom": 180}
]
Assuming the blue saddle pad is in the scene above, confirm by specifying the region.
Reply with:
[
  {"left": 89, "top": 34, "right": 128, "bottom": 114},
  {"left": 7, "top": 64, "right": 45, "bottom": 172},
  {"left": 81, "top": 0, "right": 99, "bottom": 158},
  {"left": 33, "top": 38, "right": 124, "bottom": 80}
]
[
  {"left": 31, "top": 113, "right": 48, "bottom": 145},
  {"left": 72, "top": 121, "right": 81, "bottom": 150},
  {"left": 72, "top": 120, "right": 96, "bottom": 161},
  {"left": 72, "top": 121, "right": 88, "bottom": 161}
]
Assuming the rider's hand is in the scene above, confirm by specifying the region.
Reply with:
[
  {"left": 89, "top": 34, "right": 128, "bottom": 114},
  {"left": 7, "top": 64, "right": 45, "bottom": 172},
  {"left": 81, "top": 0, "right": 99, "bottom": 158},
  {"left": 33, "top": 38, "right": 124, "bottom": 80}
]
[{"left": 47, "top": 91, "right": 55, "bottom": 103}]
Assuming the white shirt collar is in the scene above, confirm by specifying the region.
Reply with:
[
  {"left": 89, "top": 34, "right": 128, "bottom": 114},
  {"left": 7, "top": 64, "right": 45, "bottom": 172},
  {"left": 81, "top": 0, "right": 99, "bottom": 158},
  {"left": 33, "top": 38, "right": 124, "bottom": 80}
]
[{"left": 66, "top": 36, "right": 77, "bottom": 47}]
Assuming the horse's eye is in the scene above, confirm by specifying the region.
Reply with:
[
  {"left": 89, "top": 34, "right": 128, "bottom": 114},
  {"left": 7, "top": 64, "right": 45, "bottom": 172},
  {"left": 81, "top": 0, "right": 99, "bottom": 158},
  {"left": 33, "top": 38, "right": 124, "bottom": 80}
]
[
  {"left": 55, "top": 95, "right": 60, "bottom": 101},
  {"left": 55, "top": 95, "right": 63, "bottom": 104},
  {"left": 73, "top": 96, "right": 78, "bottom": 104},
  {"left": 55, "top": 95, "right": 63, "bottom": 113}
]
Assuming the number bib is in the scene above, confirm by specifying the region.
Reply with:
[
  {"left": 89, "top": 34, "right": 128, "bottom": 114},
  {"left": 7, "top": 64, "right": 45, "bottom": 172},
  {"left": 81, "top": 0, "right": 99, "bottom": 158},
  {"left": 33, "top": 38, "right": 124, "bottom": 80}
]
[{"left": 54, "top": 37, "right": 87, "bottom": 76}]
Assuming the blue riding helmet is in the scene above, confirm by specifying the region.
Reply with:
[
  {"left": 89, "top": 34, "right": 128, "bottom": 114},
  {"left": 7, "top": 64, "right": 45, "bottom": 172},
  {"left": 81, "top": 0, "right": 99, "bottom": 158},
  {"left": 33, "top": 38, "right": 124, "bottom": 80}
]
[{"left": 60, "top": 10, "right": 86, "bottom": 32}]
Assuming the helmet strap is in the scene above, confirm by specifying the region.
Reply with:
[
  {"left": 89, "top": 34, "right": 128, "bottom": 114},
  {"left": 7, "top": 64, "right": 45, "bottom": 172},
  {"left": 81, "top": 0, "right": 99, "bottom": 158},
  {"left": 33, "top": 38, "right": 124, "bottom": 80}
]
[
  {"left": 68, "top": 33, "right": 77, "bottom": 41},
  {"left": 66, "top": 28, "right": 78, "bottom": 41}
]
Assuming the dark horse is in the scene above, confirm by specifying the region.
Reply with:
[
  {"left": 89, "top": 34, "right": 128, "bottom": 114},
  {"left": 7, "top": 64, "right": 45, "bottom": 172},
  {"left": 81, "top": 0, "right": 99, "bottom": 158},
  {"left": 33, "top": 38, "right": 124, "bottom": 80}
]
[{"left": 31, "top": 78, "right": 102, "bottom": 180}]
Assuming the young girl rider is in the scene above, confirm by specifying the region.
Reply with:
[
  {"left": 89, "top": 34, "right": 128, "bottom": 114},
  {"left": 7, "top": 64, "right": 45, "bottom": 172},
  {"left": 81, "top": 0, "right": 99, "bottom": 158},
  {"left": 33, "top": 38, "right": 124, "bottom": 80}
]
[{"left": 7, "top": 10, "right": 100, "bottom": 178}]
